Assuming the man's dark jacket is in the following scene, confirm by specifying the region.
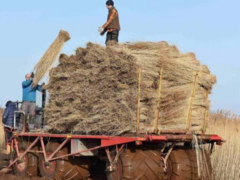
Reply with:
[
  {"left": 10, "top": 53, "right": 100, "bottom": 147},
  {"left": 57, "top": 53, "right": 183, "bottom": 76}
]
[{"left": 2, "top": 102, "right": 19, "bottom": 127}]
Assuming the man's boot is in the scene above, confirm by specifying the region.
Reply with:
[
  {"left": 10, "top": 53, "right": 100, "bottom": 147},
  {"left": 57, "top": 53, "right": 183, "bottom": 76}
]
[
  {"left": 23, "top": 115, "right": 29, "bottom": 132},
  {"left": 29, "top": 115, "right": 36, "bottom": 131}
]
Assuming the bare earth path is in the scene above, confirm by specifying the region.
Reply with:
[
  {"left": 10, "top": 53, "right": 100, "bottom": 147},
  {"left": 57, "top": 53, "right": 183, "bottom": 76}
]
[{"left": 0, "top": 175, "right": 49, "bottom": 180}]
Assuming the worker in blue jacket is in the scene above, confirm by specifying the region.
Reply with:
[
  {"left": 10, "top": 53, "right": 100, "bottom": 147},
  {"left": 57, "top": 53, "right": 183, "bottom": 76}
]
[{"left": 22, "top": 73, "right": 43, "bottom": 131}]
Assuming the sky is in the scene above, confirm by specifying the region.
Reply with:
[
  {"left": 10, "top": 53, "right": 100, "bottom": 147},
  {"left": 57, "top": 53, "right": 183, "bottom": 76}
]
[{"left": 0, "top": 0, "right": 239, "bottom": 114}]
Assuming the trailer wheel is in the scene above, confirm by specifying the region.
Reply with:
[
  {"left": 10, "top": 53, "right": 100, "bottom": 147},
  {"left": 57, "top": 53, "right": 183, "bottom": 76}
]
[
  {"left": 107, "top": 147, "right": 164, "bottom": 180},
  {"left": 13, "top": 143, "right": 38, "bottom": 177},
  {"left": 107, "top": 156, "right": 124, "bottom": 180},
  {"left": 39, "top": 142, "right": 90, "bottom": 180},
  {"left": 164, "top": 147, "right": 212, "bottom": 180},
  {"left": 39, "top": 142, "right": 69, "bottom": 178}
]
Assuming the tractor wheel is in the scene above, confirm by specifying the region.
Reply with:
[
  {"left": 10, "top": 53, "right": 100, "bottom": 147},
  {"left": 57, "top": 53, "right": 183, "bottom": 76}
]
[
  {"left": 164, "top": 147, "right": 212, "bottom": 180},
  {"left": 107, "top": 156, "right": 124, "bottom": 180},
  {"left": 39, "top": 142, "right": 90, "bottom": 180},
  {"left": 13, "top": 142, "right": 38, "bottom": 177},
  {"left": 107, "top": 147, "right": 164, "bottom": 180}
]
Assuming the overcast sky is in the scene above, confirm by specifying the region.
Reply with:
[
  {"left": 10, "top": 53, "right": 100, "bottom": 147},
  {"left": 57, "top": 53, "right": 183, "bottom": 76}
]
[{"left": 0, "top": 0, "right": 239, "bottom": 114}]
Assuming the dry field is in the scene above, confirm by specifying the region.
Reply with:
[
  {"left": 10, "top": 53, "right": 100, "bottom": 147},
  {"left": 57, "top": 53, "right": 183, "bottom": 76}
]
[
  {"left": 207, "top": 111, "right": 240, "bottom": 180},
  {"left": 0, "top": 175, "right": 48, "bottom": 180},
  {"left": 0, "top": 108, "right": 5, "bottom": 151}
]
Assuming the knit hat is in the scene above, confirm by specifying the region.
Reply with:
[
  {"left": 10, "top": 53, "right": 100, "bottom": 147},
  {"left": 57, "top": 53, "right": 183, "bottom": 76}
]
[
  {"left": 5, "top": 101, "right": 12, "bottom": 107},
  {"left": 106, "top": 0, "right": 114, "bottom": 6}
]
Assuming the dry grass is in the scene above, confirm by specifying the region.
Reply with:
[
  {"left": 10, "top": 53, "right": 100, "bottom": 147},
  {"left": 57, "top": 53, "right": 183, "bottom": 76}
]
[
  {"left": 0, "top": 108, "right": 5, "bottom": 151},
  {"left": 33, "top": 30, "right": 70, "bottom": 85},
  {"left": 207, "top": 111, "right": 240, "bottom": 180}
]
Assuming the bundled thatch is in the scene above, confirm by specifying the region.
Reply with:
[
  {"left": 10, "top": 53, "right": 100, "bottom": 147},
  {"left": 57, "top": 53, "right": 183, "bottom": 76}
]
[
  {"left": 118, "top": 42, "right": 216, "bottom": 131},
  {"left": 45, "top": 41, "right": 216, "bottom": 135},
  {"left": 45, "top": 43, "right": 138, "bottom": 135},
  {"left": 33, "top": 30, "right": 70, "bottom": 85}
]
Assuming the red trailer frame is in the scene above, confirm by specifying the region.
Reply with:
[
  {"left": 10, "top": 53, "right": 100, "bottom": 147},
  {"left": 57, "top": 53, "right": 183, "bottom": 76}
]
[{"left": 2, "top": 130, "right": 223, "bottom": 174}]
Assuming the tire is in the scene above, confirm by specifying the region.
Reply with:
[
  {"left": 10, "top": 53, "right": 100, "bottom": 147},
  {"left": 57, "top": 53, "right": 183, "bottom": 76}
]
[
  {"left": 107, "top": 155, "right": 124, "bottom": 180},
  {"left": 164, "top": 147, "right": 212, "bottom": 180},
  {"left": 107, "top": 147, "right": 164, "bottom": 180},
  {"left": 66, "top": 157, "right": 91, "bottom": 180},
  {"left": 13, "top": 142, "right": 38, "bottom": 177},
  {"left": 39, "top": 142, "right": 90, "bottom": 180}
]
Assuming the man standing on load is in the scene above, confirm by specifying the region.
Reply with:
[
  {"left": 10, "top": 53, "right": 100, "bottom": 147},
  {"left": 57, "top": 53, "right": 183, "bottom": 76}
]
[
  {"left": 99, "top": 0, "right": 121, "bottom": 44},
  {"left": 22, "top": 73, "right": 43, "bottom": 132}
]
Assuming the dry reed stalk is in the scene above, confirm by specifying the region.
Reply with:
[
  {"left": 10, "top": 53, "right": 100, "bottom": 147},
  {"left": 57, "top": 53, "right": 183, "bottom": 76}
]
[
  {"left": 192, "top": 135, "right": 213, "bottom": 180},
  {"left": 33, "top": 30, "right": 70, "bottom": 85},
  {"left": 0, "top": 108, "right": 5, "bottom": 151},
  {"left": 207, "top": 111, "right": 240, "bottom": 180},
  {"left": 136, "top": 66, "right": 142, "bottom": 133},
  {"left": 154, "top": 69, "right": 163, "bottom": 132}
]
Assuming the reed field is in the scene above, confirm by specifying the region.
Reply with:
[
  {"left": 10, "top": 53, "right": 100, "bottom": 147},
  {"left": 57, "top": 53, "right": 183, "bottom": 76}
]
[
  {"left": 0, "top": 108, "right": 5, "bottom": 151},
  {"left": 0, "top": 108, "right": 3, "bottom": 118},
  {"left": 207, "top": 111, "right": 240, "bottom": 180}
]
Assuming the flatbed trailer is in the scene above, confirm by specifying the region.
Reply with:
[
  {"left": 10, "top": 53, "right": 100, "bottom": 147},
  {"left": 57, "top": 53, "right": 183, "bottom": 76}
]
[{"left": 0, "top": 128, "right": 223, "bottom": 180}]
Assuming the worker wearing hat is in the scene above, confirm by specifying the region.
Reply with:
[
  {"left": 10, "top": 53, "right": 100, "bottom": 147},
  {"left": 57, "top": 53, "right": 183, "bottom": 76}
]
[
  {"left": 22, "top": 73, "right": 43, "bottom": 132},
  {"left": 99, "top": 0, "right": 121, "bottom": 44},
  {"left": 2, "top": 101, "right": 19, "bottom": 143},
  {"left": 2, "top": 101, "right": 19, "bottom": 128}
]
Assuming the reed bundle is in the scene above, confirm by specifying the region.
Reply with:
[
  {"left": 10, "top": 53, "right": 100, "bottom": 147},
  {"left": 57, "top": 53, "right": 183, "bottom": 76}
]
[
  {"left": 117, "top": 42, "right": 216, "bottom": 131},
  {"left": 33, "top": 30, "right": 70, "bottom": 85},
  {"left": 45, "top": 41, "right": 216, "bottom": 135}
]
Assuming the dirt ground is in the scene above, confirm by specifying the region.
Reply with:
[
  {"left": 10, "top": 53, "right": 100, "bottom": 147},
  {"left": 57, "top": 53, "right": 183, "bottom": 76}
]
[{"left": 0, "top": 175, "right": 49, "bottom": 180}]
